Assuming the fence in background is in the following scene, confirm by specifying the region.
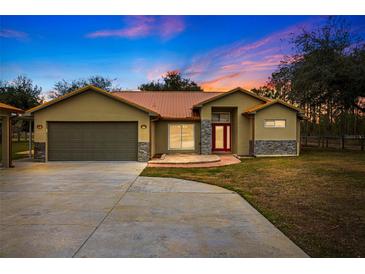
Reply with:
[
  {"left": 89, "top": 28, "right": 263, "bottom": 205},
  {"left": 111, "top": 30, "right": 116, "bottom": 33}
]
[{"left": 301, "top": 135, "right": 364, "bottom": 151}]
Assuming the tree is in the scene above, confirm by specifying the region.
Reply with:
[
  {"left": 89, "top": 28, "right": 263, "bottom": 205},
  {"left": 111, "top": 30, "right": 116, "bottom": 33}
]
[
  {"left": 0, "top": 75, "right": 42, "bottom": 110},
  {"left": 340, "top": 46, "right": 365, "bottom": 112},
  {"left": 0, "top": 75, "right": 43, "bottom": 140},
  {"left": 263, "top": 16, "right": 365, "bottom": 136},
  {"left": 49, "top": 75, "right": 116, "bottom": 98},
  {"left": 251, "top": 86, "right": 280, "bottom": 100},
  {"left": 139, "top": 71, "right": 203, "bottom": 91}
]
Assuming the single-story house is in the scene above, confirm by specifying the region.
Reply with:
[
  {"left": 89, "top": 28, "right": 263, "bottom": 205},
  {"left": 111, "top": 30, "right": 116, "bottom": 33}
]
[{"left": 26, "top": 85, "right": 303, "bottom": 162}]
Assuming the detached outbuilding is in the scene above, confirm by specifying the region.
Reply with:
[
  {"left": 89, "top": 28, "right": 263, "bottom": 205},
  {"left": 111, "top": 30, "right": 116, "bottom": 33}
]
[{"left": 0, "top": 102, "right": 24, "bottom": 168}]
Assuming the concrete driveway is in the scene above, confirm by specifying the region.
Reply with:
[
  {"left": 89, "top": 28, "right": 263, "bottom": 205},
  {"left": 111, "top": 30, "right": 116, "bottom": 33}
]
[{"left": 0, "top": 162, "right": 307, "bottom": 257}]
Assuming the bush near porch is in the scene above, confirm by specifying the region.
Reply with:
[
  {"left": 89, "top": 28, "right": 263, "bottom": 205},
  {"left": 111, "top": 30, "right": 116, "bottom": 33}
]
[{"left": 141, "top": 148, "right": 365, "bottom": 257}]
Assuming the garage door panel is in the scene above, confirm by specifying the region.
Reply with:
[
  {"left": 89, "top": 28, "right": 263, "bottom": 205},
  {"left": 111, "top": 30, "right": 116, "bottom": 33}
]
[{"left": 48, "top": 122, "right": 138, "bottom": 161}]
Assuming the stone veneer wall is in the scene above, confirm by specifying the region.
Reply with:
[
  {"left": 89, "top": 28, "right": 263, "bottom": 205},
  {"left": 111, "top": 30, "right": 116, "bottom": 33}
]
[
  {"left": 138, "top": 142, "right": 150, "bottom": 162},
  {"left": 200, "top": 120, "right": 212, "bottom": 155},
  {"left": 254, "top": 140, "right": 297, "bottom": 156},
  {"left": 34, "top": 142, "right": 46, "bottom": 162}
]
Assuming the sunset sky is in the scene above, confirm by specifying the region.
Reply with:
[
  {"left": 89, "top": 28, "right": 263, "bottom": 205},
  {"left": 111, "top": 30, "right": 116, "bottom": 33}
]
[{"left": 1, "top": 15, "right": 364, "bottom": 93}]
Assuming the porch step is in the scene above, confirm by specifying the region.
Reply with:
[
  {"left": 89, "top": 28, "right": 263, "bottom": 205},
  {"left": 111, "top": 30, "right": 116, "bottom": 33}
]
[{"left": 148, "top": 154, "right": 221, "bottom": 164}]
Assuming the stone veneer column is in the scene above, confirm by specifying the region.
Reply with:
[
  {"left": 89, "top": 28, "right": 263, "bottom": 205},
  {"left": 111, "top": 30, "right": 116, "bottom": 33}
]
[
  {"left": 138, "top": 142, "right": 150, "bottom": 162},
  {"left": 34, "top": 142, "right": 46, "bottom": 162},
  {"left": 200, "top": 120, "right": 212, "bottom": 154},
  {"left": 254, "top": 140, "right": 297, "bottom": 156}
]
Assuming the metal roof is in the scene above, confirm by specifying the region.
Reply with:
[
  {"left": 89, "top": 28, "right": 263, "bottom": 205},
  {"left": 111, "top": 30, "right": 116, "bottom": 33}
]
[{"left": 113, "top": 91, "right": 224, "bottom": 119}]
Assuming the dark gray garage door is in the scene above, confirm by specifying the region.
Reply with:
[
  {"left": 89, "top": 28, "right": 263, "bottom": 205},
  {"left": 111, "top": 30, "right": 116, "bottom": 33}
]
[{"left": 48, "top": 122, "right": 138, "bottom": 161}]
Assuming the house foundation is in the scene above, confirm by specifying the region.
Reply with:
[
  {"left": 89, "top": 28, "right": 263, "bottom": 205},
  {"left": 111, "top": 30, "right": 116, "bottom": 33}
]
[{"left": 254, "top": 140, "right": 297, "bottom": 156}]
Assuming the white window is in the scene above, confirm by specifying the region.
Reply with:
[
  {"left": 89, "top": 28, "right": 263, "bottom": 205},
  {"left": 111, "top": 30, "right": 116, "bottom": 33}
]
[
  {"left": 212, "top": 112, "right": 230, "bottom": 123},
  {"left": 168, "top": 124, "right": 195, "bottom": 150},
  {"left": 264, "top": 119, "right": 286, "bottom": 128}
]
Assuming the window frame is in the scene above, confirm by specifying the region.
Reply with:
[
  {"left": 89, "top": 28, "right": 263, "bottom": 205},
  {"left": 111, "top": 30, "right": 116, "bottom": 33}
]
[
  {"left": 264, "top": 119, "right": 286, "bottom": 128},
  {"left": 168, "top": 123, "right": 195, "bottom": 150},
  {"left": 212, "top": 112, "right": 231, "bottom": 123}
]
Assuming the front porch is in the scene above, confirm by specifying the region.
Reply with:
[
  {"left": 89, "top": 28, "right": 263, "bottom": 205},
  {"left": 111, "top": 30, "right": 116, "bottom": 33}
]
[
  {"left": 200, "top": 106, "right": 245, "bottom": 155},
  {"left": 148, "top": 153, "right": 241, "bottom": 167}
]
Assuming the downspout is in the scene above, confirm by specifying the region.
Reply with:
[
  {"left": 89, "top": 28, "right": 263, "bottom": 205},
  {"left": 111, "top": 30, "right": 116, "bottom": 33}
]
[
  {"left": 149, "top": 117, "right": 152, "bottom": 159},
  {"left": 150, "top": 116, "right": 160, "bottom": 159}
]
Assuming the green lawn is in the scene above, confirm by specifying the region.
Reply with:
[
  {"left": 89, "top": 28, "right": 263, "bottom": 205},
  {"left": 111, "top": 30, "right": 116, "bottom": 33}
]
[
  {"left": 0, "top": 141, "right": 31, "bottom": 161},
  {"left": 141, "top": 148, "right": 365, "bottom": 258}
]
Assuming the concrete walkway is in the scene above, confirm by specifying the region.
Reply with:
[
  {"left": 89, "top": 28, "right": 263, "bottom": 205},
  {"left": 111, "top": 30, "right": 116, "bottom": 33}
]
[
  {"left": 148, "top": 154, "right": 241, "bottom": 168},
  {"left": 0, "top": 162, "right": 307, "bottom": 257},
  {"left": 149, "top": 154, "right": 220, "bottom": 164}
]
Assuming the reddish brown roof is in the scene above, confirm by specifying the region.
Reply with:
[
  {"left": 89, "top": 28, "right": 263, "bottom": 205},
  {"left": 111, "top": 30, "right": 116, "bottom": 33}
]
[
  {"left": 0, "top": 102, "right": 24, "bottom": 113},
  {"left": 113, "top": 91, "right": 224, "bottom": 119},
  {"left": 26, "top": 85, "right": 274, "bottom": 120}
]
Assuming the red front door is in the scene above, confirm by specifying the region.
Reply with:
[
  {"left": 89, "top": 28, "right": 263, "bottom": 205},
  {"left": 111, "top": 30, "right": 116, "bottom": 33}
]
[{"left": 212, "top": 124, "right": 231, "bottom": 152}]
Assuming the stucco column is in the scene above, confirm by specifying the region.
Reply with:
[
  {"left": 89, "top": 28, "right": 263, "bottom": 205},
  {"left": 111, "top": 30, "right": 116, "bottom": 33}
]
[
  {"left": 200, "top": 120, "right": 212, "bottom": 154},
  {"left": 1, "top": 116, "right": 11, "bottom": 168}
]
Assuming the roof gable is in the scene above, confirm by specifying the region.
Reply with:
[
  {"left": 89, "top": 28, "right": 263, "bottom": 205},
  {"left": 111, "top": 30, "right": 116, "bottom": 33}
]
[
  {"left": 25, "top": 85, "right": 296, "bottom": 120},
  {"left": 193, "top": 87, "right": 269, "bottom": 107},
  {"left": 26, "top": 85, "right": 159, "bottom": 115},
  {"left": 243, "top": 99, "right": 303, "bottom": 114}
]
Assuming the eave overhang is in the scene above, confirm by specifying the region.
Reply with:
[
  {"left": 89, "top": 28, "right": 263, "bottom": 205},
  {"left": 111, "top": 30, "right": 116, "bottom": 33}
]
[{"left": 26, "top": 85, "right": 160, "bottom": 117}]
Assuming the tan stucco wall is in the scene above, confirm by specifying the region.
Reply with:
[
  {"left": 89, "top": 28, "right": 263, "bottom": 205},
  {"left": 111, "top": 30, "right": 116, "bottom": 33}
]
[
  {"left": 297, "top": 118, "right": 301, "bottom": 155},
  {"left": 154, "top": 120, "right": 201, "bottom": 154},
  {"left": 33, "top": 90, "right": 151, "bottom": 159},
  {"left": 200, "top": 91, "right": 264, "bottom": 155},
  {"left": 254, "top": 104, "right": 297, "bottom": 140},
  {"left": 150, "top": 120, "right": 156, "bottom": 157}
]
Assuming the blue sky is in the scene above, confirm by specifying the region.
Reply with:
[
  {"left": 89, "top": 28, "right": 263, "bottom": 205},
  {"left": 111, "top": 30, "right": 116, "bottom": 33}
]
[{"left": 1, "top": 16, "right": 364, "bottom": 93}]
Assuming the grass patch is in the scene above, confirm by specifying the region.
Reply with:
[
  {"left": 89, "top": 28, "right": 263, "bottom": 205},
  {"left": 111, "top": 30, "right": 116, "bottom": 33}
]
[
  {"left": 141, "top": 148, "right": 365, "bottom": 257},
  {"left": 0, "top": 141, "right": 32, "bottom": 161}
]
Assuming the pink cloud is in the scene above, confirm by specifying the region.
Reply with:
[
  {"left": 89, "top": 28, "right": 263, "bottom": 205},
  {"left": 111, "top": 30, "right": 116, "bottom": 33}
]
[
  {"left": 221, "top": 64, "right": 239, "bottom": 71},
  {"left": 200, "top": 72, "right": 241, "bottom": 91},
  {"left": 86, "top": 16, "right": 185, "bottom": 40},
  {"left": 201, "top": 72, "right": 241, "bottom": 86},
  {"left": 0, "top": 29, "right": 28, "bottom": 40},
  {"left": 146, "top": 65, "right": 178, "bottom": 81},
  {"left": 159, "top": 17, "right": 185, "bottom": 39},
  {"left": 182, "top": 17, "right": 323, "bottom": 91},
  {"left": 129, "top": 17, "right": 324, "bottom": 91}
]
